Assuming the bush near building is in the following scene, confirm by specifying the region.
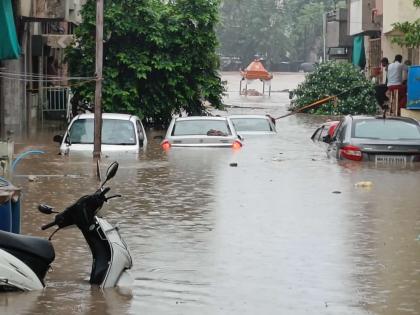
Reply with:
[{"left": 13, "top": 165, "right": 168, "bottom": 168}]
[{"left": 291, "top": 62, "right": 377, "bottom": 116}]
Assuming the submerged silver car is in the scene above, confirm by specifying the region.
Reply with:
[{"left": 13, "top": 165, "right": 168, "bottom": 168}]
[
  {"left": 229, "top": 115, "right": 277, "bottom": 135},
  {"left": 161, "top": 116, "right": 242, "bottom": 149}
]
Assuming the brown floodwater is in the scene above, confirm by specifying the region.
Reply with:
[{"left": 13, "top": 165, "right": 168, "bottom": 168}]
[{"left": 1, "top": 72, "right": 419, "bottom": 315}]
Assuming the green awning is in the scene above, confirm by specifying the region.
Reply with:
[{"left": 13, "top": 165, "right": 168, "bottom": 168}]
[
  {"left": 0, "top": 0, "right": 21, "bottom": 60},
  {"left": 352, "top": 35, "right": 365, "bottom": 69}
]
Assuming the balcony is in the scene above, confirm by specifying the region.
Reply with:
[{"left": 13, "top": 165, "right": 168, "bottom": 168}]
[{"left": 19, "top": 0, "right": 84, "bottom": 24}]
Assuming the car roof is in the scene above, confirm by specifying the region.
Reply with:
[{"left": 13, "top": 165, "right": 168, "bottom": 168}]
[
  {"left": 348, "top": 115, "right": 419, "bottom": 125},
  {"left": 174, "top": 116, "right": 229, "bottom": 121},
  {"left": 74, "top": 113, "right": 138, "bottom": 121},
  {"left": 228, "top": 115, "right": 271, "bottom": 119}
]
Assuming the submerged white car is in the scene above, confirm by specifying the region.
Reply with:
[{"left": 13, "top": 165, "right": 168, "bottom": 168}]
[
  {"left": 161, "top": 116, "right": 242, "bottom": 149},
  {"left": 54, "top": 113, "right": 147, "bottom": 155},
  {"left": 229, "top": 115, "right": 277, "bottom": 135}
]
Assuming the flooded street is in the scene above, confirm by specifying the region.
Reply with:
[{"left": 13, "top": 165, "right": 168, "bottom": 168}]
[{"left": 2, "top": 72, "right": 420, "bottom": 315}]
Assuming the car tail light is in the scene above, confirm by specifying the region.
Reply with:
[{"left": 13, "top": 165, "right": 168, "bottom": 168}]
[
  {"left": 232, "top": 140, "right": 242, "bottom": 149},
  {"left": 161, "top": 140, "right": 171, "bottom": 150},
  {"left": 340, "top": 145, "right": 362, "bottom": 161}
]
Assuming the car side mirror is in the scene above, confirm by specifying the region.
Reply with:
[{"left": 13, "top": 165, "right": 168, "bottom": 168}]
[
  {"left": 53, "top": 135, "right": 63, "bottom": 143},
  {"left": 237, "top": 134, "right": 244, "bottom": 141}
]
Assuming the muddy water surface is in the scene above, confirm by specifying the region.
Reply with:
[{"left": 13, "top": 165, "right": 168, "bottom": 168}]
[{"left": 1, "top": 72, "right": 420, "bottom": 315}]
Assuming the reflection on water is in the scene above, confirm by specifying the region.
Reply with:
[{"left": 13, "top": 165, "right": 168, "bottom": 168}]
[{"left": 2, "top": 73, "right": 420, "bottom": 315}]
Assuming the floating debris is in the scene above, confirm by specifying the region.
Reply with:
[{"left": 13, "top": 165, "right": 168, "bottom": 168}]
[
  {"left": 355, "top": 181, "right": 373, "bottom": 188},
  {"left": 229, "top": 162, "right": 238, "bottom": 167},
  {"left": 332, "top": 191, "right": 341, "bottom": 194},
  {"left": 28, "top": 175, "right": 37, "bottom": 182}
]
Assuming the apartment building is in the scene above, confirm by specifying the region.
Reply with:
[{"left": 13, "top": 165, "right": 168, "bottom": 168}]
[{"left": 0, "top": 0, "right": 85, "bottom": 138}]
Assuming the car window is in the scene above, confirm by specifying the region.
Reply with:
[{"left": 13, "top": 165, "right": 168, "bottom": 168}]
[
  {"left": 332, "top": 120, "right": 346, "bottom": 142},
  {"left": 311, "top": 127, "right": 322, "bottom": 141},
  {"left": 231, "top": 118, "right": 272, "bottom": 132},
  {"left": 69, "top": 119, "right": 136, "bottom": 145},
  {"left": 337, "top": 124, "right": 347, "bottom": 141},
  {"left": 320, "top": 126, "right": 330, "bottom": 140},
  {"left": 352, "top": 119, "right": 420, "bottom": 140},
  {"left": 172, "top": 120, "right": 232, "bottom": 136}
]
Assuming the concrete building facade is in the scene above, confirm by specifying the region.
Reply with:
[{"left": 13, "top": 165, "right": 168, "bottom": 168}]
[{"left": 0, "top": 0, "right": 85, "bottom": 139}]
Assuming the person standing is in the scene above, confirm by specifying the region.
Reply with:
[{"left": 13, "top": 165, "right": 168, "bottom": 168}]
[
  {"left": 387, "top": 55, "right": 406, "bottom": 114},
  {"left": 381, "top": 57, "right": 389, "bottom": 84},
  {"left": 374, "top": 57, "right": 389, "bottom": 109}
]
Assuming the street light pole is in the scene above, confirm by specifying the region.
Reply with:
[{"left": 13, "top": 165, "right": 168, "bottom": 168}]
[{"left": 93, "top": 0, "right": 104, "bottom": 159}]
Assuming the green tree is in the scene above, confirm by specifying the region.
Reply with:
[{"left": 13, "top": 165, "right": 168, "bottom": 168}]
[
  {"left": 217, "top": 0, "right": 288, "bottom": 67},
  {"left": 66, "top": 0, "right": 224, "bottom": 126},
  {"left": 392, "top": 1, "right": 420, "bottom": 48},
  {"left": 217, "top": 0, "right": 345, "bottom": 67},
  {"left": 291, "top": 61, "right": 377, "bottom": 115}
]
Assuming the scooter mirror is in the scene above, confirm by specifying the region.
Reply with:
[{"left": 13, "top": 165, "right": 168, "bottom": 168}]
[
  {"left": 38, "top": 204, "right": 55, "bottom": 214},
  {"left": 101, "top": 161, "right": 119, "bottom": 187}
]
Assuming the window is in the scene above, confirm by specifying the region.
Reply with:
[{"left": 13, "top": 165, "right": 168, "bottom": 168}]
[
  {"left": 172, "top": 120, "right": 232, "bottom": 136},
  {"left": 69, "top": 119, "right": 136, "bottom": 145},
  {"left": 353, "top": 119, "right": 420, "bottom": 140},
  {"left": 231, "top": 118, "right": 272, "bottom": 132}
]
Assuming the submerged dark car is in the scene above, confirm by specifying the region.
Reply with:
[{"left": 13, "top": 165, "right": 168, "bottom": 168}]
[{"left": 326, "top": 115, "right": 420, "bottom": 165}]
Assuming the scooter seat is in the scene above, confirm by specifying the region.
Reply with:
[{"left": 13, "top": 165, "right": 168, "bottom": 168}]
[{"left": 0, "top": 230, "right": 55, "bottom": 264}]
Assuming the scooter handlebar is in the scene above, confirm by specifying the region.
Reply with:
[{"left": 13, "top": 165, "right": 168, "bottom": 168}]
[{"left": 41, "top": 221, "right": 56, "bottom": 230}]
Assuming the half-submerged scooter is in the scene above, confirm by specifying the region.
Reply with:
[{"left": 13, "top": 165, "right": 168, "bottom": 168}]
[{"left": 0, "top": 161, "right": 132, "bottom": 291}]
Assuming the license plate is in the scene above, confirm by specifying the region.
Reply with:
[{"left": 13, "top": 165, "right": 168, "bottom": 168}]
[{"left": 375, "top": 155, "right": 407, "bottom": 165}]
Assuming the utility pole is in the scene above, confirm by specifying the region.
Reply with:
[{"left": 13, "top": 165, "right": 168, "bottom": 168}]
[
  {"left": 322, "top": 12, "right": 327, "bottom": 63},
  {"left": 93, "top": 0, "right": 104, "bottom": 159}
]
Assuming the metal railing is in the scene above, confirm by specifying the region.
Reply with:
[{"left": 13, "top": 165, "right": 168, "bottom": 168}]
[{"left": 41, "top": 86, "right": 71, "bottom": 124}]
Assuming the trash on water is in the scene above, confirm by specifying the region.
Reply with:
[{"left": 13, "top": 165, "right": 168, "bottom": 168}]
[
  {"left": 148, "top": 211, "right": 160, "bottom": 216},
  {"left": 332, "top": 191, "right": 341, "bottom": 194},
  {"left": 229, "top": 162, "right": 238, "bottom": 167},
  {"left": 28, "top": 175, "right": 37, "bottom": 182},
  {"left": 355, "top": 181, "right": 373, "bottom": 188}
]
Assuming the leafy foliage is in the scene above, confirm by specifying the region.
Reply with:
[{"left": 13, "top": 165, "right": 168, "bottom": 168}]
[
  {"left": 291, "top": 62, "right": 377, "bottom": 115},
  {"left": 66, "top": 0, "right": 224, "bottom": 126},
  {"left": 217, "top": 0, "right": 288, "bottom": 67},
  {"left": 392, "top": 0, "right": 420, "bottom": 48}
]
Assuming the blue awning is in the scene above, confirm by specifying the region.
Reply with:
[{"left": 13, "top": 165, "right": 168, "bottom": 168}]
[{"left": 0, "top": 0, "right": 21, "bottom": 60}]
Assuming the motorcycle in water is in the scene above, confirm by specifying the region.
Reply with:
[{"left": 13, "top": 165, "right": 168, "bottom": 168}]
[{"left": 0, "top": 161, "right": 133, "bottom": 291}]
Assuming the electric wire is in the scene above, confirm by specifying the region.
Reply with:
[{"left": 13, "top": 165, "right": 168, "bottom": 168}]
[{"left": 0, "top": 70, "right": 95, "bottom": 80}]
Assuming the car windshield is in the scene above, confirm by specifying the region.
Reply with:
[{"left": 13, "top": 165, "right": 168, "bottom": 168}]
[
  {"left": 68, "top": 119, "right": 136, "bottom": 145},
  {"left": 172, "top": 119, "right": 232, "bottom": 136},
  {"left": 353, "top": 119, "right": 420, "bottom": 140},
  {"left": 231, "top": 118, "right": 273, "bottom": 132}
]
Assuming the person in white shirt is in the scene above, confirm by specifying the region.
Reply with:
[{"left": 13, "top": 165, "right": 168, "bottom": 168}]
[
  {"left": 387, "top": 55, "right": 403, "bottom": 87},
  {"left": 386, "top": 55, "right": 406, "bottom": 114}
]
